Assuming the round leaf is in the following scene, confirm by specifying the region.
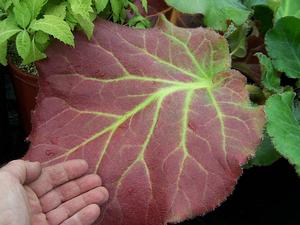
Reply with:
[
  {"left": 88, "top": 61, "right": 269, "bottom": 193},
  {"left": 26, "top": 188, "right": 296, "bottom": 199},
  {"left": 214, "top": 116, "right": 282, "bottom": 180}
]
[
  {"left": 266, "top": 17, "right": 300, "bottom": 78},
  {"left": 25, "top": 17, "right": 265, "bottom": 225}
]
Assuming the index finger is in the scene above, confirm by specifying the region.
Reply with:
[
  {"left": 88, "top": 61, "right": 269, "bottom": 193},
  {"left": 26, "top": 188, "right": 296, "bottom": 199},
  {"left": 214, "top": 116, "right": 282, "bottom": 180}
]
[{"left": 29, "top": 160, "right": 89, "bottom": 197}]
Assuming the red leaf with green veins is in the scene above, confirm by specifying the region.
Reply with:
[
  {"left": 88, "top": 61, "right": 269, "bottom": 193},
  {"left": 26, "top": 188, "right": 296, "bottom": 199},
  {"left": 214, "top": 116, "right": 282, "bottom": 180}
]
[{"left": 25, "top": 16, "right": 265, "bottom": 225}]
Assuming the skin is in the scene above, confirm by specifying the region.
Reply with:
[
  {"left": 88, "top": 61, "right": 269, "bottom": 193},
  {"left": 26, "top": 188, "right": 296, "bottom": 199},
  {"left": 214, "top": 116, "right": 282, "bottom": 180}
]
[{"left": 0, "top": 159, "right": 109, "bottom": 225}]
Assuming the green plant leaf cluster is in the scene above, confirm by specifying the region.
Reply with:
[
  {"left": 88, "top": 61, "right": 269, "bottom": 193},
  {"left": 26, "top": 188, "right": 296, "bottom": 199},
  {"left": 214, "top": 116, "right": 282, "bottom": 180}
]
[
  {"left": 247, "top": 0, "right": 300, "bottom": 174},
  {"left": 0, "top": 0, "right": 149, "bottom": 66}
]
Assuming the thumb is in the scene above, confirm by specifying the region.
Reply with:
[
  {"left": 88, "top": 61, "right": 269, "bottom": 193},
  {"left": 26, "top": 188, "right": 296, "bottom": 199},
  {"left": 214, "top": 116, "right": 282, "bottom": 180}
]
[{"left": 1, "top": 160, "right": 41, "bottom": 184}]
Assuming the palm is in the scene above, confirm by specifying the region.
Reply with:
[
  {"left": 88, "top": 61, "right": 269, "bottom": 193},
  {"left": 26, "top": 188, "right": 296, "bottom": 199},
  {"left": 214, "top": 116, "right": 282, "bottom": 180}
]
[{"left": 0, "top": 160, "right": 108, "bottom": 225}]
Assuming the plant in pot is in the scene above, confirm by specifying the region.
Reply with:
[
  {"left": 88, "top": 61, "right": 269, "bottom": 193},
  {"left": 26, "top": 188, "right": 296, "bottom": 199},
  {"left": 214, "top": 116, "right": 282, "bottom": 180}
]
[{"left": 0, "top": 0, "right": 150, "bottom": 135}]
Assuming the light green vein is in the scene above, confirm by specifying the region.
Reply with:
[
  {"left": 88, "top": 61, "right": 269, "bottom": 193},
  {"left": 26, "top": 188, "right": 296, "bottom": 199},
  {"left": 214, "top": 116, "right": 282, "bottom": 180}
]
[
  {"left": 116, "top": 33, "right": 201, "bottom": 80},
  {"left": 115, "top": 96, "right": 163, "bottom": 191},
  {"left": 162, "top": 31, "right": 208, "bottom": 79},
  {"left": 207, "top": 89, "right": 227, "bottom": 158},
  {"left": 47, "top": 84, "right": 209, "bottom": 164},
  {"left": 181, "top": 90, "right": 194, "bottom": 157}
]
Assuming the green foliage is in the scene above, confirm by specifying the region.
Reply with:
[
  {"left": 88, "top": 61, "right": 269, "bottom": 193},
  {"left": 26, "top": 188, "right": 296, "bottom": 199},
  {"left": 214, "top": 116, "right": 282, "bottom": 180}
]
[
  {"left": 256, "top": 53, "right": 280, "bottom": 92},
  {"left": 0, "top": 0, "right": 150, "bottom": 66},
  {"left": 30, "top": 15, "right": 74, "bottom": 46},
  {"left": 227, "top": 23, "right": 250, "bottom": 58},
  {"left": 246, "top": 133, "right": 281, "bottom": 167},
  {"left": 266, "top": 17, "right": 300, "bottom": 78},
  {"left": 275, "top": 0, "right": 300, "bottom": 21},
  {"left": 266, "top": 92, "right": 300, "bottom": 175},
  {"left": 165, "top": 0, "right": 251, "bottom": 31}
]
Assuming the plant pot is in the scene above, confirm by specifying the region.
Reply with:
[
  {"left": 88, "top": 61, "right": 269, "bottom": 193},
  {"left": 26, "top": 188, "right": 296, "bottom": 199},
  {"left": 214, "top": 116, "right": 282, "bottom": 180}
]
[{"left": 8, "top": 61, "right": 38, "bottom": 136}]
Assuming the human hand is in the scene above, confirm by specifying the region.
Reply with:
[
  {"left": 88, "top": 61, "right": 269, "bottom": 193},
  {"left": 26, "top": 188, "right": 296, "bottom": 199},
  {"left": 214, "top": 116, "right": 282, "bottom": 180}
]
[{"left": 0, "top": 159, "right": 109, "bottom": 225}]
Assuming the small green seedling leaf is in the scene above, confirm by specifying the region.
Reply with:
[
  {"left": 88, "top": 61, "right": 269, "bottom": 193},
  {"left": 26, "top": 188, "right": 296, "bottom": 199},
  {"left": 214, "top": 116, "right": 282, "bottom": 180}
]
[
  {"left": 30, "top": 15, "right": 74, "bottom": 46},
  {"left": 0, "top": 16, "right": 21, "bottom": 43},
  {"left": 266, "top": 17, "right": 300, "bottom": 78},
  {"left": 22, "top": 38, "right": 46, "bottom": 64},
  {"left": 110, "top": 0, "right": 124, "bottom": 22},
  {"left": 266, "top": 92, "right": 300, "bottom": 176},
  {"left": 13, "top": 1, "right": 32, "bottom": 28},
  {"left": 256, "top": 53, "right": 280, "bottom": 92},
  {"left": 69, "top": 0, "right": 94, "bottom": 39},
  {"left": 25, "top": 0, "right": 47, "bottom": 19},
  {"left": 16, "top": 30, "right": 31, "bottom": 60},
  {"left": 94, "top": 0, "right": 109, "bottom": 13},
  {"left": 45, "top": 1, "right": 67, "bottom": 18},
  {"left": 165, "top": 0, "right": 251, "bottom": 31}
]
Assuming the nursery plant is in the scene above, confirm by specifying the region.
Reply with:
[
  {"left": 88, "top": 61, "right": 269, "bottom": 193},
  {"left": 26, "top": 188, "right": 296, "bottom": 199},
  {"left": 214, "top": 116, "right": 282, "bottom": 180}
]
[
  {"left": 2, "top": 0, "right": 299, "bottom": 224},
  {"left": 0, "top": 0, "right": 149, "bottom": 67}
]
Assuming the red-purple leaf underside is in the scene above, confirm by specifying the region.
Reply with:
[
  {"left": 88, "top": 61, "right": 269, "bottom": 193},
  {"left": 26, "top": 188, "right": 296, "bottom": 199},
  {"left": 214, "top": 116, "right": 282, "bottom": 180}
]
[{"left": 25, "top": 17, "right": 265, "bottom": 225}]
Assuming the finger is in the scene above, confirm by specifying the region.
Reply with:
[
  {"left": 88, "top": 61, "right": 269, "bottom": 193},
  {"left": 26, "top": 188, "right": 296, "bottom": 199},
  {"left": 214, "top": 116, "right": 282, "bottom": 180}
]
[
  {"left": 40, "top": 174, "right": 102, "bottom": 213},
  {"left": 31, "top": 213, "right": 48, "bottom": 225},
  {"left": 29, "top": 160, "right": 88, "bottom": 197},
  {"left": 46, "top": 187, "right": 108, "bottom": 225},
  {"left": 60, "top": 204, "right": 100, "bottom": 225},
  {"left": 1, "top": 160, "right": 41, "bottom": 184}
]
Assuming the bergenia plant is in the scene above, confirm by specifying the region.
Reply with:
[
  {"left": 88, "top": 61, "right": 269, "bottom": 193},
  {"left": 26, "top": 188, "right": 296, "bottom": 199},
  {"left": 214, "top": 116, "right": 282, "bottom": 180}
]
[{"left": 17, "top": 0, "right": 300, "bottom": 224}]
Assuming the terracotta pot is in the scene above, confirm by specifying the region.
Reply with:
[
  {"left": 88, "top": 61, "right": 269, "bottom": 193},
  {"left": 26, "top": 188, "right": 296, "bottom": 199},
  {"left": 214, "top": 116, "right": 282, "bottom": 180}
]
[{"left": 8, "top": 61, "right": 38, "bottom": 135}]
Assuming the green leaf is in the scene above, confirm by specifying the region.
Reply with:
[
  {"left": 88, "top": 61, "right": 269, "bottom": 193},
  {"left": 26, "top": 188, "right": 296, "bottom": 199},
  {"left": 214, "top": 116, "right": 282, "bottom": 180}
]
[
  {"left": 68, "top": 0, "right": 94, "bottom": 38},
  {"left": 13, "top": 1, "right": 31, "bottom": 28},
  {"left": 30, "top": 15, "right": 74, "bottom": 46},
  {"left": 265, "top": 17, "right": 300, "bottom": 78},
  {"left": 266, "top": 92, "right": 300, "bottom": 176},
  {"left": 23, "top": 39, "right": 46, "bottom": 64},
  {"left": 45, "top": 1, "right": 67, "bottom": 18},
  {"left": 94, "top": 0, "right": 109, "bottom": 13},
  {"left": 0, "top": 40, "right": 7, "bottom": 65},
  {"left": 275, "top": 0, "right": 300, "bottom": 21},
  {"left": 243, "top": 0, "right": 280, "bottom": 11},
  {"left": 141, "top": 0, "right": 147, "bottom": 12},
  {"left": 165, "top": 0, "right": 251, "bottom": 31},
  {"left": 25, "top": 0, "right": 47, "bottom": 19},
  {"left": 34, "top": 31, "right": 50, "bottom": 51},
  {"left": 256, "top": 53, "right": 280, "bottom": 92},
  {"left": 110, "top": 0, "right": 124, "bottom": 22},
  {"left": 0, "top": 0, "right": 12, "bottom": 10},
  {"left": 16, "top": 30, "right": 31, "bottom": 60},
  {"left": 228, "top": 23, "right": 250, "bottom": 58},
  {"left": 246, "top": 133, "right": 281, "bottom": 167},
  {"left": 0, "top": 16, "right": 21, "bottom": 43},
  {"left": 34, "top": 31, "right": 49, "bottom": 44}
]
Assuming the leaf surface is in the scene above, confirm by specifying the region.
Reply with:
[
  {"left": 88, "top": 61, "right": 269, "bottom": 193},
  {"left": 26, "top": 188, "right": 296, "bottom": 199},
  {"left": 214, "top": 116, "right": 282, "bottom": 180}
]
[
  {"left": 25, "top": 17, "right": 265, "bottom": 225},
  {"left": 16, "top": 30, "right": 31, "bottom": 60},
  {"left": 165, "top": 0, "right": 251, "bottom": 31},
  {"left": 30, "top": 15, "right": 74, "bottom": 46},
  {"left": 266, "top": 17, "right": 300, "bottom": 78},
  {"left": 256, "top": 53, "right": 280, "bottom": 92},
  {"left": 275, "top": 0, "right": 300, "bottom": 21},
  {"left": 266, "top": 92, "right": 300, "bottom": 175}
]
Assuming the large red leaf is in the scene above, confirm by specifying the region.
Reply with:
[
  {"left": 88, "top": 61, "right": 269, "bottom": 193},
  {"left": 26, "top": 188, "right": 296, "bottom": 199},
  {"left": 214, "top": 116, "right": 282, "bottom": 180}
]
[{"left": 25, "top": 16, "right": 265, "bottom": 225}]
